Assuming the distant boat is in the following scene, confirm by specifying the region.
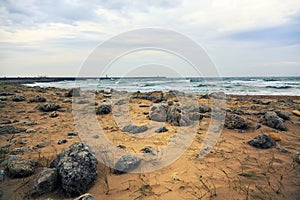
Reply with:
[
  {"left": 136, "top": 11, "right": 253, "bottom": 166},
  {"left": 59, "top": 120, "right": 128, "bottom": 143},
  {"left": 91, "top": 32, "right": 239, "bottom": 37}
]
[{"left": 99, "top": 75, "right": 117, "bottom": 80}]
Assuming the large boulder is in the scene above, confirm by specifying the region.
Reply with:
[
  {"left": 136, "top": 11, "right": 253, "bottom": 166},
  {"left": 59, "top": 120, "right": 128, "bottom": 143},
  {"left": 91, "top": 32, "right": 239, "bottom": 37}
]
[
  {"left": 30, "top": 168, "right": 57, "bottom": 197},
  {"left": 248, "top": 134, "right": 276, "bottom": 149},
  {"left": 50, "top": 142, "right": 98, "bottom": 196},
  {"left": 275, "top": 110, "right": 290, "bottom": 120},
  {"left": 37, "top": 103, "right": 61, "bottom": 112},
  {"left": 96, "top": 103, "right": 112, "bottom": 115},
  {"left": 260, "top": 111, "right": 287, "bottom": 131},
  {"left": 5, "top": 156, "right": 35, "bottom": 178},
  {"left": 167, "top": 105, "right": 190, "bottom": 126},
  {"left": 114, "top": 155, "right": 141, "bottom": 174},
  {"left": 225, "top": 114, "right": 247, "bottom": 129},
  {"left": 149, "top": 105, "right": 167, "bottom": 122}
]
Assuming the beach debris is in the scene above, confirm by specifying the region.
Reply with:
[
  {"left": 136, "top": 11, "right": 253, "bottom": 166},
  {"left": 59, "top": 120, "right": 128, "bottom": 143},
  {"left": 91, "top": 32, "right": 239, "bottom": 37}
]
[
  {"left": 260, "top": 111, "right": 287, "bottom": 131},
  {"left": 4, "top": 156, "right": 36, "bottom": 178},
  {"left": 122, "top": 124, "right": 148, "bottom": 134},
  {"left": 37, "top": 103, "right": 61, "bottom": 112},
  {"left": 12, "top": 94, "right": 25, "bottom": 102},
  {"left": 275, "top": 110, "right": 290, "bottom": 120},
  {"left": 73, "top": 193, "right": 95, "bottom": 200},
  {"left": 30, "top": 168, "right": 57, "bottom": 197},
  {"left": 0, "top": 125, "right": 26, "bottom": 134},
  {"left": 292, "top": 110, "right": 300, "bottom": 117},
  {"left": 295, "top": 152, "right": 300, "bottom": 164},
  {"left": 248, "top": 134, "right": 275, "bottom": 149},
  {"left": 155, "top": 126, "right": 168, "bottom": 133},
  {"left": 50, "top": 142, "right": 98, "bottom": 196},
  {"left": 29, "top": 96, "right": 47, "bottom": 103},
  {"left": 96, "top": 102, "right": 112, "bottom": 114},
  {"left": 225, "top": 114, "right": 247, "bottom": 129},
  {"left": 113, "top": 154, "right": 141, "bottom": 174},
  {"left": 65, "top": 88, "right": 80, "bottom": 97}
]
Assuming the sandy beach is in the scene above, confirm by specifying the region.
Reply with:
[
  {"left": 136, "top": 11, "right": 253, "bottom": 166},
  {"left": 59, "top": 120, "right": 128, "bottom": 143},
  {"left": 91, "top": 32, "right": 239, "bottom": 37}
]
[{"left": 0, "top": 83, "right": 299, "bottom": 200}]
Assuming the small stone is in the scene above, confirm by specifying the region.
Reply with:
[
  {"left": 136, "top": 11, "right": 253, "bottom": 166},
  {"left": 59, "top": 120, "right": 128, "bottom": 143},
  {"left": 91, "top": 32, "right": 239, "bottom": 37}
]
[
  {"left": 6, "top": 156, "right": 35, "bottom": 178},
  {"left": 292, "top": 110, "right": 300, "bottom": 117},
  {"left": 0, "top": 170, "right": 4, "bottom": 182},
  {"left": 30, "top": 168, "right": 57, "bottom": 197},
  {"left": 139, "top": 104, "right": 150, "bottom": 107},
  {"left": 26, "top": 129, "right": 36, "bottom": 133},
  {"left": 295, "top": 152, "right": 300, "bottom": 164},
  {"left": 114, "top": 99, "right": 126, "bottom": 105},
  {"left": 92, "top": 135, "right": 99, "bottom": 139},
  {"left": 0, "top": 125, "right": 26, "bottom": 134},
  {"left": 57, "top": 139, "right": 67, "bottom": 145},
  {"left": 255, "top": 124, "right": 261, "bottom": 130},
  {"left": 155, "top": 126, "right": 168, "bottom": 133},
  {"left": 141, "top": 146, "right": 158, "bottom": 156},
  {"left": 114, "top": 154, "right": 141, "bottom": 174},
  {"left": 35, "top": 142, "right": 50, "bottom": 148},
  {"left": 67, "top": 132, "right": 78, "bottom": 137},
  {"left": 248, "top": 134, "right": 276, "bottom": 149},
  {"left": 268, "top": 132, "right": 282, "bottom": 141},
  {"left": 73, "top": 193, "right": 95, "bottom": 200},
  {"left": 96, "top": 103, "right": 112, "bottom": 115},
  {"left": 12, "top": 95, "right": 25, "bottom": 102},
  {"left": 225, "top": 114, "right": 247, "bottom": 129},
  {"left": 49, "top": 111, "right": 58, "bottom": 118},
  {"left": 37, "top": 103, "right": 61, "bottom": 112},
  {"left": 23, "top": 121, "right": 37, "bottom": 126},
  {"left": 276, "top": 146, "right": 290, "bottom": 153},
  {"left": 117, "top": 144, "right": 126, "bottom": 149},
  {"left": 122, "top": 124, "right": 148, "bottom": 134},
  {"left": 29, "top": 96, "right": 47, "bottom": 103}
]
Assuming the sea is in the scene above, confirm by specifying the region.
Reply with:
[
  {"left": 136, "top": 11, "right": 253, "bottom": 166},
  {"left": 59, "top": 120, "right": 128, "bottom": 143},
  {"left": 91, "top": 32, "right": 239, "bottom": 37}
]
[{"left": 25, "top": 77, "right": 300, "bottom": 96}]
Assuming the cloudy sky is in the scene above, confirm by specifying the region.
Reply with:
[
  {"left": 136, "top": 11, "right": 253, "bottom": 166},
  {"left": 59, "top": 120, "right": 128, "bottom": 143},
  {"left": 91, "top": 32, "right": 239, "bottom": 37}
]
[{"left": 0, "top": 0, "right": 300, "bottom": 77}]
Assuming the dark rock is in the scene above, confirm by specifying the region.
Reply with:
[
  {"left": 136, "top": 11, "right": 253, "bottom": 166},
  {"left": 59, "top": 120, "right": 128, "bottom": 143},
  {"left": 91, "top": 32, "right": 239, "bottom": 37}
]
[
  {"left": 167, "top": 105, "right": 190, "bottom": 126},
  {"left": 35, "top": 142, "right": 49, "bottom": 148},
  {"left": 276, "top": 146, "right": 290, "bottom": 153},
  {"left": 65, "top": 88, "right": 80, "bottom": 97},
  {"left": 114, "top": 154, "right": 141, "bottom": 174},
  {"left": 0, "top": 125, "right": 26, "bottom": 134},
  {"left": 30, "top": 168, "right": 57, "bottom": 197},
  {"left": 96, "top": 103, "right": 112, "bottom": 114},
  {"left": 114, "top": 99, "right": 126, "bottom": 105},
  {"left": 117, "top": 144, "right": 126, "bottom": 149},
  {"left": 68, "top": 132, "right": 78, "bottom": 137},
  {"left": 122, "top": 124, "right": 148, "bottom": 134},
  {"left": 260, "top": 111, "right": 287, "bottom": 131},
  {"left": 37, "top": 103, "right": 61, "bottom": 112},
  {"left": 255, "top": 124, "right": 261, "bottom": 130},
  {"left": 57, "top": 139, "right": 67, "bottom": 145},
  {"left": 225, "top": 114, "right": 247, "bottom": 129},
  {"left": 50, "top": 142, "right": 98, "bottom": 196},
  {"left": 132, "top": 91, "right": 164, "bottom": 103},
  {"left": 149, "top": 106, "right": 167, "bottom": 122},
  {"left": 26, "top": 129, "right": 36, "bottom": 133},
  {"left": 29, "top": 96, "right": 47, "bottom": 103},
  {"left": 139, "top": 104, "right": 150, "bottom": 107},
  {"left": 0, "top": 96, "right": 7, "bottom": 101},
  {"left": 155, "top": 126, "right": 168, "bottom": 133},
  {"left": 12, "top": 95, "right": 25, "bottom": 102},
  {"left": 0, "top": 92, "right": 14, "bottom": 96},
  {"left": 23, "top": 121, "right": 37, "bottom": 126},
  {"left": 141, "top": 146, "right": 158, "bottom": 156},
  {"left": 275, "top": 110, "right": 290, "bottom": 120},
  {"left": 6, "top": 156, "right": 35, "bottom": 178},
  {"left": 188, "top": 112, "right": 202, "bottom": 121},
  {"left": 167, "top": 101, "right": 174, "bottom": 106},
  {"left": 232, "top": 109, "right": 244, "bottom": 115},
  {"left": 49, "top": 111, "right": 58, "bottom": 118},
  {"left": 295, "top": 152, "right": 300, "bottom": 164},
  {"left": 0, "top": 170, "right": 4, "bottom": 182},
  {"left": 248, "top": 134, "right": 276, "bottom": 149},
  {"left": 198, "top": 104, "right": 211, "bottom": 113},
  {"left": 0, "top": 119, "right": 11, "bottom": 124},
  {"left": 73, "top": 193, "right": 95, "bottom": 200}
]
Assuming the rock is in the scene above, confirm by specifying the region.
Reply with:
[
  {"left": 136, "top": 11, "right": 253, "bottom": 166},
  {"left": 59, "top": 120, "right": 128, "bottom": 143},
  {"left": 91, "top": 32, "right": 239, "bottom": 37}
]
[
  {"left": 187, "top": 104, "right": 211, "bottom": 113},
  {"left": 188, "top": 112, "right": 202, "bottom": 121},
  {"left": 30, "top": 168, "right": 57, "bottom": 197},
  {"left": 96, "top": 103, "right": 112, "bottom": 114},
  {"left": 268, "top": 132, "right": 282, "bottom": 141},
  {"left": 139, "top": 104, "right": 150, "bottom": 107},
  {"left": 122, "top": 124, "right": 148, "bottom": 134},
  {"left": 167, "top": 101, "right": 174, "bottom": 106},
  {"left": 0, "top": 96, "right": 7, "bottom": 101},
  {"left": 29, "top": 96, "right": 47, "bottom": 103},
  {"left": 26, "top": 129, "right": 36, "bottom": 133},
  {"left": 68, "top": 132, "right": 78, "bottom": 137},
  {"left": 292, "top": 110, "right": 300, "bottom": 117},
  {"left": 6, "top": 156, "right": 35, "bottom": 178},
  {"left": 50, "top": 142, "right": 98, "bottom": 196},
  {"left": 0, "top": 92, "right": 14, "bottom": 96},
  {"left": 23, "top": 121, "right": 37, "bottom": 126},
  {"left": 0, "top": 189, "right": 2, "bottom": 199},
  {"left": 248, "top": 134, "right": 276, "bottom": 149},
  {"left": 141, "top": 146, "right": 158, "bottom": 156},
  {"left": 73, "top": 193, "right": 95, "bottom": 200},
  {"left": 77, "top": 99, "right": 89, "bottom": 104},
  {"left": 155, "top": 126, "right": 168, "bottom": 133},
  {"left": 114, "top": 99, "right": 126, "bottom": 105},
  {"left": 275, "top": 110, "right": 290, "bottom": 120},
  {"left": 146, "top": 91, "right": 164, "bottom": 103},
  {"left": 35, "top": 142, "right": 50, "bottom": 148},
  {"left": 232, "top": 109, "right": 244, "bottom": 115},
  {"left": 65, "top": 88, "right": 80, "bottom": 97},
  {"left": 114, "top": 155, "right": 141, "bottom": 174},
  {"left": 209, "top": 92, "right": 226, "bottom": 99},
  {"left": 260, "top": 112, "right": 287, "bottom": 131},
  {"left": 149, "top": 106, "right": 167, "bottom": 122},
  {"left": 276, "top": 146, "right": 289, "bottom": 153},
  {"left": 49, "top": 111, "right": 58, "bottom": 118},
  {"left": 0, "top": 125, "right": 26, "bottom": 134},
  {"left": 261, "top": 100, "right": 271, "bottom": 105},
  {"left": 255, "top": 124, "right": 261, "bottom": 130},
  {"left": 0, "top": 119, "right": 11, "bottom": 124},
  {"left": 295, "top": 152, "right": 300, "bottom": 164},
  {"left": 57, "top": 139, "right": 67, "bottom": 145},
  {"left": 167, "top": 105, "right": 190, "bottom": 126},
  {"left": 225, "top": 114, "right": 247, "bottom": 129},
  {"left": 12, "top": 95, "right": 25, "bottom": 102},
  {"left": 0, "top": 170, "right": 4, "bottom": 182},
  {"left": 117, "top": 144, "right": 126, "bottom": 149},
  {"left": 37, "top": 103, "right": 61, "bottom": 112}
]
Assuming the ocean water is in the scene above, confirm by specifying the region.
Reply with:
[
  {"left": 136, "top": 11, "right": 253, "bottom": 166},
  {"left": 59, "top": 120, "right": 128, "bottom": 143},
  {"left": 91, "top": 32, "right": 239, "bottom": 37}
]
[{"left": 26, "top": 77, "right": 300, "bottom": 96}]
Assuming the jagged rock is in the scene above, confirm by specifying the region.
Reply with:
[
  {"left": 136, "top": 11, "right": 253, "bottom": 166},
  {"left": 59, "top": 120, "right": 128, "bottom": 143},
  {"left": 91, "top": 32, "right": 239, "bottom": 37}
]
[
  {"left": 275, "top": 110, "right": 290, "bottom": 120},
  {"left": 65, "top": 88, "right": 80, "bottom": 97},
  {"left": 50, "top": 142, "right": 98, "bottom": 196},
  {"left": 29, "top": 96, "right": 47, "bottom": 103},
  {"left": 96, "top": 103, "right": 112, "bottom": 114},
  {"left": 155, "top": 126, "right": 168, "bottom": 133},
  {"left": 0, "top": 125, "right": 26, "bottom": 134},
  {"left": 225, "top": 114, "right": 247, "bottom": 129},
  {"left": 12, "top": 95, "right": 25, "bottom": 102},
  {"left": 122, "top": 124, "right": 148, "bottom": 134},
  {"left": 37, "top": 103, "right": 61, "bottom": 112},
  {"left": 132, "top": 91, "right": 164, "bottom": 103},
  {"left": 5, "top": 156, "right": 35, "bottom": 178},
  {"left": 167, "top": 105, "right": 190, "bottom": 126},
  {"left": 73, "top": 193, "right": 95, "bottom": 200},
  {"left": 260, "top": 111, "right": 287, "bottom": 131},
  {"left": 295, "top": 152, "right": 300, "bottom": 164},
  {"left": 30, "top": 168, "right": 57, "bottom": 197},
  {"left": 49, "top": 111, "right": 58, "bottom": 118},
  {"left": 114, "top": 155, "right": 141, "bottom": 174},
  {"left": 188, "top": 112, "right": 202, "bottom": 121},
  {"left": 248, "top": 134, "right": 276, "bottom": 149}
]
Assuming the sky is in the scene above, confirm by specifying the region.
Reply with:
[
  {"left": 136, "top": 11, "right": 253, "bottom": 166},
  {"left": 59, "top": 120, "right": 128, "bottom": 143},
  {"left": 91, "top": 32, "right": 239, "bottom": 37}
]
[{"left": 0, "top": 0, "right": 300, "bottom": 77}]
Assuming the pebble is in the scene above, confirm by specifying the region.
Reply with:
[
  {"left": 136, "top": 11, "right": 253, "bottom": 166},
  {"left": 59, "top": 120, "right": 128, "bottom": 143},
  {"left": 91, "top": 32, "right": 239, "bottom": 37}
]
[
  {"left": 292, "top": 110, "right": 300, "bottom": 117},
  {"left": 57, "top": 139, "right": 67, "bottom": 145}
]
